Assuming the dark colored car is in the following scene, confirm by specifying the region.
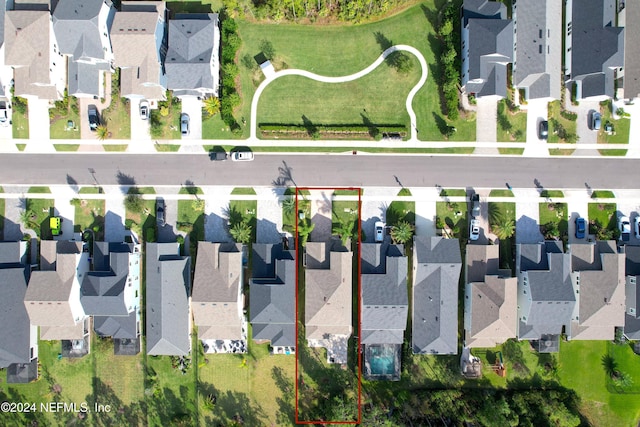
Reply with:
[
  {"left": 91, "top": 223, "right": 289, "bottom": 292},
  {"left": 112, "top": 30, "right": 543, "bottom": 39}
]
[
  {"left": 211, "top": 151, "right": 228, "bottom": 161},
  {"left": 574, "top": 217, "right": 586, "bottom": 239},
  {"left": 88, "top": 105, "right": 100, "bottom": 131},
  {"left": 538, "top": 120, "right": 548, "bottom": 139},
  {"left": 156, "top": 198, "right": 165, "bottom": 227},
  {"left": 470, "top": 193, "right": 480, "bottom": 218}
]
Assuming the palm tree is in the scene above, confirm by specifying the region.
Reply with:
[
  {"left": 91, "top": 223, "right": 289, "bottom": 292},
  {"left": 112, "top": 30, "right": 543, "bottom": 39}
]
[
  {"left": 297, "top": 218, "right": 315, "bottom": 246},
  {"left": 96, "top": 125, "right": 109, "bottom": 141},
  {"left": 230, "top": 221, "right": 252, "bottom": 244},
  {"left": 333, "top": 215, "right": 356, "bottom": 247},
  {"left": 203, "top": 97, "right": 220, "bottom": 117},
  {"left": 390, "top": 221, "right": 414, "bottom": 245},
  {"left": 281, "top": 196, "right": 296, "bottom": 217},
  {"left": 492, "top": 215, "right": 515, "bottom": 240},
  {"left": 19, "top": 208, "right": 36, "bottom": 229}
]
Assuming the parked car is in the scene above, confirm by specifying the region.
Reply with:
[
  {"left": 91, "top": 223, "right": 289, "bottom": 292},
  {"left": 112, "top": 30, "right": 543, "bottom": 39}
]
[
  {"left": 635, "top": 216, "right": 640, "bottom": 240},
  {"left": 469, "top": 219, "right": 480, "bottom": 241},
  {"left": 156, "top": 198, "right": 165, "bottom": 227},
  {"left": 590, "top": 111, "right": 601, "bottom": 131},
  {"left": 538, "top": 120, "right": 548, "bottom": 140},
  {"left": 374, "top": 221, "right": 385, "bottom": 242},
  {"left": 139, "top": 100, "right": 149, "bottom": 120},
  {"left": 574, "top": 217, "right": 586, "bottom": 239},
  {"left": 50, "top": 217, "right": 62, "bottom": 236},
  {"left": 180, "top": 113, "right": 189, "bottom": 136},
  {"left": 0, "top": 100, "right": 10, "bottom": 126},
  {"left": 210, "top": 150, "right": 228, "bottom": 161},
  {"left": 88, "top": 105, "right": 100, "bottom": 131},
  {"left": 470, "top": 193, "right": 480, "bottom": 218},
  {"left": 619, "top": 216, "right": 630, "bottom": 242},
  {"left": 231, "top": 151, "right": 254, "bottom": 161}
]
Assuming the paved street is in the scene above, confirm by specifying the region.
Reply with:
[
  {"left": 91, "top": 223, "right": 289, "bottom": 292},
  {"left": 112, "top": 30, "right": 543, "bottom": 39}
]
[{"left": 1, "top": 153, "right": 640, "bottom": 190}]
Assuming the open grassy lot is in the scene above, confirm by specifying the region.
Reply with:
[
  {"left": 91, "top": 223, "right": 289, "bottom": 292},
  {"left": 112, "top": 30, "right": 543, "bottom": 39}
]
[
  {"left": 198, "top": 339, "right": 295, "bottom": 426},
  {"left": 539, "top": 202, "right": 568, "bottom": 239},
  {"left": 238, "top": 1, "right": 476, "bottom": 142},
  {"left": 558, "top": 340, "right": 640, "bottom": 427},
  {"left": 257, "top": 57, "right": 420, "bottom": 131},
  {"left": 72, "top": 198, "right": 105, "bottom": 238}
]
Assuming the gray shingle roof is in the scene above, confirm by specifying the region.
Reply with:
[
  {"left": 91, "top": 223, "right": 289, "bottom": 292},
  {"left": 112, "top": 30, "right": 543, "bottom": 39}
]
[
  {"left": 250, "top": 243, "right": 296, "bottom": 347},
  {"left": 68, "top": 59, "right": 110, "bottom": 97},
  {"left": 462, "top": 0, "right": 507, "bottom": 26},
  {"left": 94, "top": 312, "right": 138, "bottom": 339},
  {"left": 81, "top": 242, "right": 135, "bottom": 316},
  {"left": 361, "top": 243, "right": 408, "bottom": 345},
  {"left": 624, "top": 0, "right": 640, "bottom": 99},
  {"left": 412, "top": 237, "right": 461, "bottom": 354},
  {"left": 569, "top": 0, "right": 624, "bottom": 98},
  {"left": 165, "top": 13, "right": 218, "bottom": 95},
  {"left": 517, "top": 242, "right": 575, "bottom": 340},
  {"left": 145, "top": 243, "right": 191, "bottom": 356},
  {"left": 52, "top": 0, "right": 112, "bottom": 60},
  {"left": 465, "top": 18, "right": 513, "bottom": 98},
  {"left": 0, "top": 241, "right": 31, "bottom": 367},
  {"left": 513, "top": 0, "right": 562, "bottom": 100}
]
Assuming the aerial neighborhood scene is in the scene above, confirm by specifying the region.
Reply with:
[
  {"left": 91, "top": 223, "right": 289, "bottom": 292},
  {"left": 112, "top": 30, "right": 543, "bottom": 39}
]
[{"left": 1, "top": 0, "right": 640, "bottom": 425}]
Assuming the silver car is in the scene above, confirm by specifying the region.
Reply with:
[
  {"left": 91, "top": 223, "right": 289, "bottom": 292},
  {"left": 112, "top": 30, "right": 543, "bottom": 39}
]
[{"left": 180, "top": 113, "right": 190, "bottom": 136}]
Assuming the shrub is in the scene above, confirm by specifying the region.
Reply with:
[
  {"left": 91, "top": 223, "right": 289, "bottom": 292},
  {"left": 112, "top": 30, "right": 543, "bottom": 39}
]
[{"left": 560, "top": 110, "right": 578, "bottom": 121}]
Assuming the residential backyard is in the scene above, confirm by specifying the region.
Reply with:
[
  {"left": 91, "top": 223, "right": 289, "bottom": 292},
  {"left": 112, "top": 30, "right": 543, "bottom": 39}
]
[{"left": 238, "top": 1, "right": 476, "bottom": 142}]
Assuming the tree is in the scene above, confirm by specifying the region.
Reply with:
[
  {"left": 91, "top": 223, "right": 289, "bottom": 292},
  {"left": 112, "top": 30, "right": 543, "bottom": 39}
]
[
  {"left": 96, "top": 125, "right": 109, "bottom": 141},
  {"left": 542, "top": 221, "right": 559, "bottom": 239},
  {"left": 259, "top": 39, "right": 276, "bottom": 60},
  {"left": 492, "top": 215, "right": 515, "bottom": 240},
  {"left": 282, "top": 196, "right": 296, "bottom": 217},
  {"left": 124, "top": 193, "right": 143, "bottom": 214},
  {"left": 333, "top": 215, "right": 356, "bottom": 246},
  {"left": 390, "top": 221, "right": 414, "bottom": 245},
  {"left": 19, "top": 208, "right": 37, "bottom": 229},
  {"left": 297, "top": 218, "right": 315, "bottom": 246},
  {"left": 203, "top": 97, "right": 220, "bottom": 117},
  {"left": 230, "top": 221, "right": 252, "bottom": 244}
]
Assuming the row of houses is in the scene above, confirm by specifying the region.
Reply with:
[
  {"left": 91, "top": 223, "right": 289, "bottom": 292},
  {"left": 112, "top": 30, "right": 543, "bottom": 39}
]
[
  {"left": 3, "top": 233, "right": 639, "bottom": 383},
  {"left": 1, "top": 0, "right": 219, "bottom": 102},
  {"left": 461, "top": 0, "right": 637, "bottom": 101}
]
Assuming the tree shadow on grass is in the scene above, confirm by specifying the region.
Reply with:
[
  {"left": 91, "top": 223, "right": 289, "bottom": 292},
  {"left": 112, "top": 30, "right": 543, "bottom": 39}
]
[
  {"left": 373, "top": 31, "right": 393, "bottom": 52},
  {"left": 88, "top": 378, "right": 146, "bottom": 426},
  {"left": 361, "top": 113, "right": 379, "bottom": 139},
  {"left": 301, "top": 115, "right": 318, "bottom": 138},
  {"left": 272, "top": 366, "right": 295, "bottom": 425}
]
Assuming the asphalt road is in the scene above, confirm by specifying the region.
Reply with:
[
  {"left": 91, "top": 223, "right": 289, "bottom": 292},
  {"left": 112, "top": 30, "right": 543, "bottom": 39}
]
[{"left": 0, "top": 153, "right": 632, "bottom": 189}]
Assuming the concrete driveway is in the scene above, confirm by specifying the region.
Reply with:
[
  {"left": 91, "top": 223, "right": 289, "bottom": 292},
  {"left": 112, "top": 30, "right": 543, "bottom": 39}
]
[
  {"left": 130, "top": 98, "right": 151, "bottom": 140},
  {"left": 569, "top": 97, "right": 600, "bottom": 155},
  {"left": 475, "top": 97, "right": 498, "bottom": 154},
  {"left": 181, "top": 96, "right": 202, "bottom": 140},
  {"left": 615, "top": 190, "right": 640, "bottom": 246},
  {"left": 360, "top": 187, "right": 399, "bottom": 243},
  {"left": 524, "top": 99, "right": 549, "bottom": 157},
  {"left": 565, "top": 189, "right": 591, "bottom": 244}
]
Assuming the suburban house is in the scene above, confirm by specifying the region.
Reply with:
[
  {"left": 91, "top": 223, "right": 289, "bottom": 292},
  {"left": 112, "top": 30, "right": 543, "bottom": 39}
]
[
  {"left": 464, "top": 244, "right": 517, "bottom": 348},
  {"left": 192, "top": 241, "right": 246, "bottom": 354},
  {"left": 4, "top": 5, "right": 66, "bottom": 100},
  {"left": 569, "top": 241, "right": 625, "bottom": 340},
  {"left": 52, "top": 0, "right": 115, "bottom": 98},
  {"left": 146, "top": 242, "right": 191, "bottom": 356},
  {"left": 110, "top": 1, "right": 167, "bottom": 101},
  {"left": 304, "top": 240, "right": 352, "bottom": 364},
  {"left": 250, "top": 242, "right": 296, "bottom": 355},
  {"left": 461, "top": 0, "right": 513, "bottom": 98},
  {"left": 0, "top": 241, "right": 38, "bottom": 383},
  {"left": 81, "top": 241, "right": 141, "bottom": 355},
  {"left": 24, "top": 240, "right": 91, "bottom": 357},
  {"left": 565, "top": 0, "right": 624, "bottom": 100},
  {"left": 623, "top": 0, "right": 640, "bottom": 100},
  {"left": 512, "top": 0, "right": 562, "bottom": 101},
  {"left": 361, "top": 242, "right": 407, "bottom": 381},
  {"left": 165, "top": 13, "right": 220, "bottom": 98},
  {"left": 516, "top": 241, "right": 574, "bottom": 352},
  {"left": 624, "top": 246, "right": 640, "bottom": 339},
  {"left": 412, "top": 236, "right": 462, "bottom": 355}
]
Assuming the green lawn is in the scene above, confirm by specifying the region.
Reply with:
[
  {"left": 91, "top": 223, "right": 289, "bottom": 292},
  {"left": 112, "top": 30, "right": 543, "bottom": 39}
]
[
  {"left": 436, "top": 201, "right": 466, "bottom": 239},
  {"left": 591, "top": 190, "right": 616, "bottom": 199},
  {"left": 12, "top": 104, "right": 29, "bottom": 139},
  {"left": 496, "top": 100, "right": 527, "bottom": 142},
  {"left": 588, "top": 202, "right": 617, "bottom": 235},
  {"left": 230, "top": 187, "right": 256, "bottom": 195},
  {"left": 238, "top": 2, "right": 476, "bottom": 142},
  {"left": 332, "top": 200, "right": 359, "bottom": 229},
  {"left": 598, "top": 101, "right": 630, "bottom": 146},
  {"left": 558, "top": 340, "right": 640, "bottom": 427},
  {"left": 540, "top": 189, "right": 564, "bottom": 198},
  {"left": 387, "top": 200, "right": 416, "bottom": 225},
  {"left": 397, "top": 188, "right": 412, "bottom": 196},
  {"left": 50, "top": 97, "right": 81, "bottom": 139},
  {"left": 72, "top": 198, "right": 105, "bottom": 239},
  {"left": 150, "top": 98, "right": 182, "bottom": 140},
  {"left": 102, "top": 73, "right": 131, "bottom": 139},
  {"left": 228, "top": 199, "right": 258, "bottom": 243},
  {"left": 489, "top": 189, "right": 514, "bottom": 197},
  {"left": 177, "top": 199, "right": 206, "bottom": 236},
  {"left": 283, "top": 196, "right": 310, "bottom": 234},
  {"left": 547, "top": 100, "right": 577, "bottom": 143},
  {"left": 179, "top": 186, "right": 204, "bottom": 195},
  {"left": 78, "top": 186, "right": 104, "bottom": 194},
  {"left": 497, "top": 147, "right": 525, "bottom": 155},
  {"left": 538, "top": 202, "right": 568, "bottom": 239},
  {"left": 439, "top": 188, "right": 466, "bottom": 197},
  {"left": 257, "top": 57, "right": 420, "bottom": 133},
  {"left": 28, "top": 186, "right": 51, "bottom": 194},
  {"left": 155, "top": 144, "right": 181, "bottom": 152},
  {"left": 125, "top": 199, "right": 156, "bottom": 240},
  {"left": 53, "top": 144, "right": 80, "bottom": 151},
  {"left": 24, "top": 198, "right": 55, "bottom": 238},
  {"left": 202, "top": 113, "right": 247, "bottom": 140},
  {"left": 103, "top": 144, "right": 129, "bottom": 152},
  {"left": 488, "top": 202, "right": 515, "bottom": 271}
]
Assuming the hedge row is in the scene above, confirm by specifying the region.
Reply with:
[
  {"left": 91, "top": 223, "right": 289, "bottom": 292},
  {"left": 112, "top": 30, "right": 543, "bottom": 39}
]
[{"left": 259, "top": 123, "right": 407, "bottom": 134}]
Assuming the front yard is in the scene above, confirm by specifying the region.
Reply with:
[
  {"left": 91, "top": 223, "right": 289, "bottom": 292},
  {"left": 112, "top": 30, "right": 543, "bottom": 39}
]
[
  {"left": 597, "top": 100, "right": 630, "bottom": 156},
  {"left": 488, "top": 201, "right": 516, "bottom": 271},
  {"left": 587, "top": 202, "right": 618, "bottom": 239},
  {"left": 547, "top": 100, "right": 577, "bottom": 155},
  {"left": 72, "top": 198, "right": 105, "bottom": 239},
  {"left": 150, "top": 95, "right": 182, "bottom": 140},
  {"left": 538, "top": 202, "right": 568, "bottom": 241},
  {"left": 496, "top": 99, "right": 526, "bottom": 142},
  {"left": 50, "top": 95, "right": 81, "bottom": 139}
]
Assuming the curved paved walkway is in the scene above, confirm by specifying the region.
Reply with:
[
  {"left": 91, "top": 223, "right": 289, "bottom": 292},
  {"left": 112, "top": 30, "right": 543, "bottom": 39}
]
[{"left": 250, "top": 45, "right": 428, "bottom": 141}]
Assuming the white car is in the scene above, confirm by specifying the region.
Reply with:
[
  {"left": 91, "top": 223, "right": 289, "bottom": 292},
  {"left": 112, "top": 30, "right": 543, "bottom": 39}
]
[
  {"left": 374, "top": 221, "right": 385, "bottom": 242},
  {"left": 0, "top": 100, "right": 10, "bottom": 126},
  {"left": 469, "top": 219, "right": 480, "bottom": 241},
  {"left": 139, "top": 100, "right": 149, "bottom": 120},
  {"left": 619, "top": 216, "right": 631, "bottom": 242},
  {"left": 231, "top": 151, "right": 254, "bottom": 161},
  {"left": 635, "top": 216, "right": 640, "bottom": 240}
]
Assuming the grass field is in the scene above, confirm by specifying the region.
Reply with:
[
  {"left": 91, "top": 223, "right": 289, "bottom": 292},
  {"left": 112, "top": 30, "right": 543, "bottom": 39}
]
[
  {"left": 238, "top": 1, "right": 476, "bottom": 142},
  {"left": 588, "top": 202, "right": 617, "bottom": 233}
]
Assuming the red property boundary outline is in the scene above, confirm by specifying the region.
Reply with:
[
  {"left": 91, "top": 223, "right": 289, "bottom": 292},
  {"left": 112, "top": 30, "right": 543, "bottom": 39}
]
[{"left": 294, "top": 186, "right": 362, "bottom": 425}]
